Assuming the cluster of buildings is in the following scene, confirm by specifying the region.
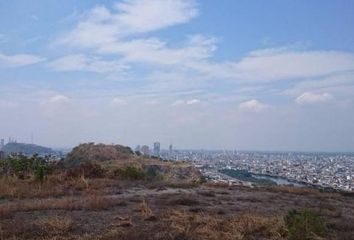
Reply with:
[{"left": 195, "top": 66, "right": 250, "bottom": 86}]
[
  {"left": 134, "top": 142, "right": 172, "bottom": 158},
  {"left": 174, "top": 150, "right": 354, "bottom": 192}
]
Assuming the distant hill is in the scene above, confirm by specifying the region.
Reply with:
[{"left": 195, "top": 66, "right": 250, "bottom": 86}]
[{"left": 2, "top": 142, "right": 56, "bottom": 156}]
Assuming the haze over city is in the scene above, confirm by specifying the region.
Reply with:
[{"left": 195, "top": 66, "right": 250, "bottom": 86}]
[{"left": 1, "top": 0, "right": 354, "bottom": 151}]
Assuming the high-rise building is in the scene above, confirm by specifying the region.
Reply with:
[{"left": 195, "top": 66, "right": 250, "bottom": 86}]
[
  {"left": 141, "top": 145, "right": 150, "bottom": 156},
  {"left": 0, "top": 139, "right": 4, "bottom": 150},
  {"left": 135, "top": 145, "right": 141, "bottom": 153},
  {"left": 169, "top": 144, "right": 173, "bottom": 156},
  {"left": 153, "top": 142, "right": 160, "bottom": 157}
]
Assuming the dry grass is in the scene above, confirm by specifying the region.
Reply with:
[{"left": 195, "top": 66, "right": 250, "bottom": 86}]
[
  {"left": 138, "top": 199, "right": 153, "bottom": 219},
  {"left": 85, "top": 194, "right": 115, "bottom": 210},
  {"left": 0, "top": 175, "right": 120, "bottom": 200},
  {"left": 164, "top": 210, "right": 287, "bottom": 240},
  {"left": 0, "top": 195, "right": 126, "bottom": 218},
  {"left": 0, "top": 197, "right": 82, "bottom": 218},
  {"left": 166, "top": 194, "right": 201, "bottom": 206},
  {"left": 0, "top": 216, "right": 73, "bottom": 239},
  {"left": 204, "top": 181, "right": 232, "bottom": 188},
  {"left": 0, "top": 176, "right": 66, "bottom": 199},
  {"left": 266, "top": 185, "right": 324, "bottom": 197},
  {"left": 34, "top": 216, "right": 73, "bottom": 236}
]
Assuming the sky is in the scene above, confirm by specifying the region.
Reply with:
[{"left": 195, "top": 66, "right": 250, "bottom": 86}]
[{"left": 1, "top": 0, "right": 354, "bottom": 151}]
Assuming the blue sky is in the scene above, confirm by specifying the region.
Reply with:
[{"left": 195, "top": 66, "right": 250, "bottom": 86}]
[{"left": 1, "top": 0, "right": 354, "bottom": 151}]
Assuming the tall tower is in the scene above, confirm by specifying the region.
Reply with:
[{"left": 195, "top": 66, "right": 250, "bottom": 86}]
[
  {"left": 153, "top": 142, "right": 160, "bottom": 157},
  {"left": 169, "top": 144, "right": 173, "bottom": 156}
]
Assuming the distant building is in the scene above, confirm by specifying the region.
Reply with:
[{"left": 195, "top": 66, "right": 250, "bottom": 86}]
[
  {"left": 135, "top": 145, "right": 141, "bottom": 153},
  {"left": 141, "top": 145, "right": 150, "bottom": 156},
  {"left": 0, "top": 139, "right": 4, "bottom": 150},
  {"left": 0, "top": 150, "right": 4, "bottom": 159},
  {"left": 153, "top": 142, "right": 160, "bottom": 157},
  {"left": 169, "top": 144, "right": 173, "bottom": 156}
]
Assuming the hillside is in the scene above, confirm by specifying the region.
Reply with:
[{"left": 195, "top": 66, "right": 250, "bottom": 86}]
[
  {"left": 2, "top": 142, "right": 56, "bottom": 156},
  {"left": 0, "top": 143, "right": 353, "bottom": 240}
]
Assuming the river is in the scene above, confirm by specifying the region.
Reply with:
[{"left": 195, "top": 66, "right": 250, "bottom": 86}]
[{"left": 251, "top": 174, "right": 306, "bottom": 187}]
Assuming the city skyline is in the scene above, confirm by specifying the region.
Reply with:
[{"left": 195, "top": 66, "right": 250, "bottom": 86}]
[{"left": 1, "top": 0, "right": 354, "bottom": 151}]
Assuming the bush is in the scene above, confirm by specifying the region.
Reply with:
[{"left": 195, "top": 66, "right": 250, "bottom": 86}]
[
  {"left": 285, "top": 208, "right": 327, "bottom": 240},
  {"left": 0, "top": 154, "right": 52, "bottom": 179},
  {"left": 114, "top": 166, "right": 147, "bottom": 180},
  {"left": 65, "top": 163, "right": 106, "bottom": 178},
  {"left": 35, "top": 165, "right": 45, "bottom": 182},
  {"left": 199, "top": 175, "right": 207, "bottom": 183}
]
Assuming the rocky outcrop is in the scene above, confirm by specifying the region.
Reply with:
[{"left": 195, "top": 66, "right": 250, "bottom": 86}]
[{"left": 144, "top": 163, "right": 202, "bottom": 182}]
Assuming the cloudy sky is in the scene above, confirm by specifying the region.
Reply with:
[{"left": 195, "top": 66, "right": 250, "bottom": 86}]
[{"left": 1, "top": 0, "right": 354, "bottom": 151}]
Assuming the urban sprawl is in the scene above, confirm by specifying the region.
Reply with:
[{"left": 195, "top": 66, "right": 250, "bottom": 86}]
[
  {"left": 162, "top": 149, "right": 354, "bottom": 192},
  {"left": 1, "top": 138, "right": 353, "bottom": 192}
]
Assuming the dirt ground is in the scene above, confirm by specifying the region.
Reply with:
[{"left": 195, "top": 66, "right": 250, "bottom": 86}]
[{"left": 1, "top": 180, "right": 354, "bottom": 240}]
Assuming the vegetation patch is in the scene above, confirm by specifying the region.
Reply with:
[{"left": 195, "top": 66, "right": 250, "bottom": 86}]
[
  {"left": 0, "top": 154, "right": 53, "bottom": 179},
  {"left": 114, "top": 166, "right": 148, "bottom": 180},
  {"left": 65, "top": 163, "right": 106, "bottom": 179},
  {"left": 285, "top": 208, "right": 327, "bottom": 240}
]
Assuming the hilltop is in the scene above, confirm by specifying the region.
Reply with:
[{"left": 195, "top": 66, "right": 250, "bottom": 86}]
[
  {"left": 65, "top": 143, "right": 134, "bottom": 167},
  {"left": 1, "top": 142, "right": 56, "bottom": 156},
  {"left": 64, "top": 143, "right": 201, "bottom": 182}
]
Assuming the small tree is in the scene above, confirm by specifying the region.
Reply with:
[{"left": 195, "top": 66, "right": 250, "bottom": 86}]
[{"left": 35, "top": 165, "right": 45, "bottom": 182}]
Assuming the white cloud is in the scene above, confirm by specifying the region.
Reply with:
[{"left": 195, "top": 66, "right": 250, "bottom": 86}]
[
  {"left": 0, "top": 99, "right": 19, "bottom": 109},
  {"left": 144, "top": 100, "right": 159, "bottom": 105},
  {"left": 56, "top": 1, "right": 354, "bottom": 86},
  {"left": 48, "top": 54, "right": 129, "bottom": 73},
  {"left": 239, "top": 99, "right": 268, "bottom": 112},
  {"left": 98, "top": 35, "right": 217, "bottom": 66},
  {"left": 189, "top": 48, "right": 354, "bottom": 82},
  {"left": 113, "top": 0, "right": 198, "bottom": 33},
  {"left": 172, "top": 99, "right": 201, "bottom": 106},
  {"left": 47, "top": 95, "right": 70, "bottom": 104},
  {"left": 232, "top": 49, "right": 354, "bottom": 81},
  {"left": 186, "top": 99, "right": 201, "bottom": 105},
  {"left": 296, "top": 92, "right": 333, "bottom": 105},
  {"left": 112, "top": 97, "right": 128, "bottom": 105},
  {"left": 54, "top": 0, "right": 213, "bottom": 74},
  {"left": 282, "top": 72, "right": 354, "bottom": 99},
  {"left": 172, "top": 100, "right": 185, "bottom": 106},
  {"left": 57, "top": 0, "right": 198, "bottom": 48},
  {"left": 31, "top": 15, "right": 39, "bottom": 21},
  {"left": 0, "top": 53, "right": 44, "bottom": 68}
]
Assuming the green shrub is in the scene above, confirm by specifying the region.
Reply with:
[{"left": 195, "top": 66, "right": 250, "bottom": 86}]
[
  {"left": 285, "top": 208, "right": 327, "bottom": 240},
  {"left": 35, "top": 165, "right": 45, "bottom": 182},
  {"left": 146, "top": 167, "right": 158, "bottom": 178},
  {"left": 0, "top": 154, "right": 52, "bottom": 178},
  {"left": 65, "top": 163, "right": 106, "bottom": 178},
  {"left": 114, "top": 166, "right": 147, "bottom": 180},
  {"left": 199, "top": 175, "right": 207, "bottom": 183}
]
